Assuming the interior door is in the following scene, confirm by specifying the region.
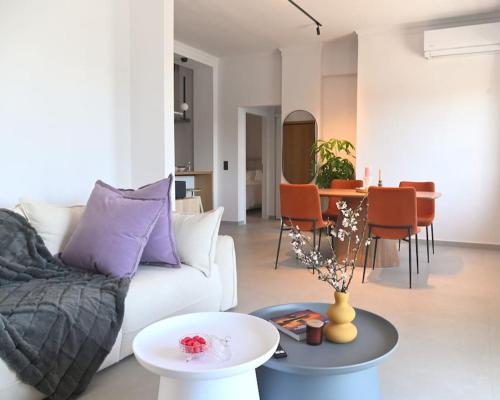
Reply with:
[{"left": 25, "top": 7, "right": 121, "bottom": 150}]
[{"left": 282, "top": 120, "right": 316, "bottom": 184}]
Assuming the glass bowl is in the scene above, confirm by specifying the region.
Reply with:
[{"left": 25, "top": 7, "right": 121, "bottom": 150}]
[{"left": 179, "top": 334, "right": 210, "bottom": 361}]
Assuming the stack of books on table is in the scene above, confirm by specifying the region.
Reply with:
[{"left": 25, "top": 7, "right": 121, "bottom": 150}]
[{"left": 269, "top": 309, "right": 328, "bottom": 341}]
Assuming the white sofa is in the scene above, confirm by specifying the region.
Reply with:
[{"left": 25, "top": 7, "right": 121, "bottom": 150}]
[{"left": 0, "top": 207, "right": 238, "bottom": 400}]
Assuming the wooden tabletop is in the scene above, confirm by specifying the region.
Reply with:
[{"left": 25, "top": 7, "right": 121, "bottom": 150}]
[
  {"left": 175, "top": 170, "right": 213, "bottom": 176},
  {"left": 318, "top": 188, "right": 442, "bottom": 200}
]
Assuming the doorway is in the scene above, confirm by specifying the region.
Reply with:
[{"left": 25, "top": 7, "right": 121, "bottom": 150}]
[
  {"left": 246, "top": 113, "right": 264, "bottom": 219},
  {"left": 238, "top": 105, "right": 281, "bottom": 224}
]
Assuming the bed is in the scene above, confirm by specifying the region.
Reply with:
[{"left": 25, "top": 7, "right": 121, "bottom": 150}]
[{"left": 246, "top": 169, "right": 262, "bottom": 210}]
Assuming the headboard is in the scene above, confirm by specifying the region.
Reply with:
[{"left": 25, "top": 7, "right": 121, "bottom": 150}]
[{"left": 246, "top": 158, "right": 262, "bottom": 171}]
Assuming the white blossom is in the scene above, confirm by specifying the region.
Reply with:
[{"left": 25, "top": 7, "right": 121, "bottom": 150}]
[{"left": 286, "top": 196, "right": 367, "bottom": 293}]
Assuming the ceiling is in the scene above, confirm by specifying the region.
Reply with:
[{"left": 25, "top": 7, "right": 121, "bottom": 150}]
[{"left": 174, "top": 0, "right": 500, "bottom": 57}]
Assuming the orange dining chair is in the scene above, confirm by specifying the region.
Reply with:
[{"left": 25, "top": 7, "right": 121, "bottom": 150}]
[
  {"left": 275, "top": 184, "right": 332, "bottom": 269},
  {"left": 399, "top": 181, "right": 436, "bottom": 262},
  {"left": 363, "top": 187, "right": 420, "bottom": 288},
  {"left": 322, "top": 179, "right": 364, "bottom": 221}
]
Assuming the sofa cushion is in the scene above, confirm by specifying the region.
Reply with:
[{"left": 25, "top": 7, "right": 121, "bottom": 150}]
[
  {"left": 173, "top": 207, "right": 224, "bottom": 276},
  {"left": 120, "top": 264, "right": 222, "bottom": 347},
  {"left": 61, "top": 181, "right": 165, "bottom": 277},
  {"left": 18, "top": 199, "right": 85, "bottom": 254},
  {"left": 111, "top": 176, "right": 180, "bottom": 266}
]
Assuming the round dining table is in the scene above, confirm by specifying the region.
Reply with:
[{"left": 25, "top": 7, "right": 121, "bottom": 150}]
[{"left": 318, "top": 188, "right": 441, "bottom": 268}]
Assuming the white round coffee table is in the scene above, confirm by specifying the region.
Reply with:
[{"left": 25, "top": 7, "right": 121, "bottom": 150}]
[{"left": 133, "top": 312, "right": 280, "bottom": 400}]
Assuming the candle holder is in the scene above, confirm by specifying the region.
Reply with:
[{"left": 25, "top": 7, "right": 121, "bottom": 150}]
[{"left": 306, "top": 319, "right": 324, "bottom": 346}]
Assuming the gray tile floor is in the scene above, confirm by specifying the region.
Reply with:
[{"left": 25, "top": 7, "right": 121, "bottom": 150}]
[{"left": 81, "top": 215, "right": 500, "bottom": 400}]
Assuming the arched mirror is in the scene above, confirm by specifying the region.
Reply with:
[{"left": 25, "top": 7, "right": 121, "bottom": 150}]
[{"left": 282, "top": 110, "right": 317, "bottom": 183}]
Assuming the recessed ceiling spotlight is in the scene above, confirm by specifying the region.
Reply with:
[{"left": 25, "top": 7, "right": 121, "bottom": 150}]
[{"left": 288, "top": 0, "right": 322, "bottom": 37}]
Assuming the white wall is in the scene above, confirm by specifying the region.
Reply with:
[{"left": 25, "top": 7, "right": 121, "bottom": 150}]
[
  {"left": 193, "top": 64, "right": 214, "bottom": 171},
  {"left": 218, "top": 50, "right": 281, "bottom": 222},
  {"left": 216, "top": 41, "right": 361, "bottom": 221},
  {"left": 0, "top": 0, "right": 175, "bottom": 206},
  {"left": 321, "top": 35, "right": 358, "bottom": 147},
  {"left": 322, "top": 75, "right": 357, "bottom": 145},
  {"left": 0, "top": 0, "right": 131, "bottom": 206},
  {"left": 322, "top": 34, "right": 358, "bottom": 76},
  {"left": 130, "top": 0, "right": 175, "bottom": 188},
  {"left": 357, "top": 28, "right": 500, "bottom": 245},
  {"left": 281, "top": 44, "right": 322, "bottom": 129},
  {"left": 278, "top": 43, "right": 322, "bottom": 216},
  {"left": 174, "top": 65, "right": 194, "bottom": 167}
]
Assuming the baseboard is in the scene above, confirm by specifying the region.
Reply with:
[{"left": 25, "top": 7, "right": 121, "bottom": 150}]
[
  {"left": 405, "top": 238, "right": 500, "bottom": 250},
  {"left": 432, "top": 240, "right": 500, "bottom": 250},
  {"left": 383, "top": 238, "right": 498, "bottom": 250},
  {"left": 221, "top": 220, "right": 245, "bottom": 226}
]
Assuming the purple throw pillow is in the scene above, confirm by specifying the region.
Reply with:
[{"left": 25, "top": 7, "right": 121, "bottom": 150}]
[
  {"left": 61, "top": 182, "right": 165, "bottom": 277},
  {"left": 116, "top": 175, "right": 180, "bottom": 266}
]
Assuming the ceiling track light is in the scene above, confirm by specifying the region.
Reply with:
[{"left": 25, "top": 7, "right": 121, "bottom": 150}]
[{"left": 288, "top": 0, "right": 322, "bottom": 36}]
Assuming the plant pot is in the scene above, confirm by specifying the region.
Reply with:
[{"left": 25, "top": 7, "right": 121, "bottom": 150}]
[{"left": 324, "top": 291, "right": 357, "bottom": 344}]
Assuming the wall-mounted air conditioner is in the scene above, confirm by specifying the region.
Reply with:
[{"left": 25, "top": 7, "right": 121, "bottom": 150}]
[{"left": 424, "top": 21, "right": 500, "bottom": 59}]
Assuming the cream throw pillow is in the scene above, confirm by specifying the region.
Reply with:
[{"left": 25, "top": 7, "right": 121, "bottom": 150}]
[
  {"left": 173, "top": 207, "right": 224, "bottom": 276},
  {"left": 18, "top": 199, "right": 85, "bottom": 255}
]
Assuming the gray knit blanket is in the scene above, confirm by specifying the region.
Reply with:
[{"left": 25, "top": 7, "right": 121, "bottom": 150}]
[{"left": 0, "top": 209, "right": 129, "bottom": 399}]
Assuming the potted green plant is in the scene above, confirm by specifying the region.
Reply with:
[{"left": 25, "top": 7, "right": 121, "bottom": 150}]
[{"left": 311, "top": 138, "right": 355, "bottom": 188}]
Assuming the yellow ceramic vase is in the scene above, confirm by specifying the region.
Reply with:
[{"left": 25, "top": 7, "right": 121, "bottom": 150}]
[{"left": 324, "top": 291, "right": 357, "bottom": 344}]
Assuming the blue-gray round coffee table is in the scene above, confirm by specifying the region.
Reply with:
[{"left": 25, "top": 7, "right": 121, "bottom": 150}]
[{"left": 251, "top": 303, "right": 398, "bottom": 400}]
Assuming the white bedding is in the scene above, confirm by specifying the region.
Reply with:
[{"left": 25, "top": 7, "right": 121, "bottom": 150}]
[
  {"left": 246, "top": 169, "right": 262, "bottom": 210},
  {"left": 246, "top": 181, "right": 262, "bottom": 210}
]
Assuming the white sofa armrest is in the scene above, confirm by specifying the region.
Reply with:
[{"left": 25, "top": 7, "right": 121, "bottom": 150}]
[{"left": 215, "top": 235, "right": 237, "bottom": 310}]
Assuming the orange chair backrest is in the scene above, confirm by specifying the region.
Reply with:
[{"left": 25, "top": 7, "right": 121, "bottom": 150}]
[
  {"left": 280, "top": 184, "right": 324, "bottom": 231},
  {"left": 331, "top": 179, "right": 364, "bottom": 190},
  {"left": 368, "top": 187, "right": 418, "bottom": 239},
  {"left": 326, "top": 179, "right": 364, "bottom": 214},
  {"left": 399, "top": 181, "right": 435, "bottom": 221}
]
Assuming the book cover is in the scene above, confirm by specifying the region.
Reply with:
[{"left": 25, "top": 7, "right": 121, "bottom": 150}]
[{"left": 270, "top": 309, "right": 328, "bottom": 341}]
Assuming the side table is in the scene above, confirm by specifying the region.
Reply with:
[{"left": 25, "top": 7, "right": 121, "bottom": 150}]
[
  {"left": 133, "top": 312, "right": 279, "bottom": 400},
  {"left": 251, "top": 303, "right": 398, "bottom": 400}
]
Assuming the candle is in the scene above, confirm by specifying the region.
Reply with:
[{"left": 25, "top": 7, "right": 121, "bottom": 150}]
[
  {"left": 364, "top": 166, "right": 372, "bottom": 178},
  {"left": 306, "top": 319, "right": 324, "bottom": 346}
]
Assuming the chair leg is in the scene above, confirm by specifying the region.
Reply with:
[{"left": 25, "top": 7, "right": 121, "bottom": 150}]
[
  {"left": 318, "top": 228, "right": 322, "bottom": 252},
  {"left": 425, "top": 226, "right": 430, "bottom": 263},
  {"left": 408, "top": 228, "right": 412, "bottom": 289},
  {"left": 372, "top": 238, "right": 378, "bottom": 270},
  {"left": 362, "top": 228, "right": 372, "bottom": 283},
  {"left": 431, "top": 223, "right": 435, "bottom": 254},
  {"left": 415, "top": 233, "right": 419, "bottom": 274},
  {"left": 313, "top": 226, "right": 316, "bottom": 250},
  {"left": 274, "top": 221, "right": 284, "bottom": 269},
  {"left": 398, "top": 239, "right": 401, "bottom": 251}
]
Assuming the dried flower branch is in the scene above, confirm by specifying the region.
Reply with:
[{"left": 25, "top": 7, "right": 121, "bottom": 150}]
[{"left": 289, "top": 197, "right": 368, "bottom": 293}]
